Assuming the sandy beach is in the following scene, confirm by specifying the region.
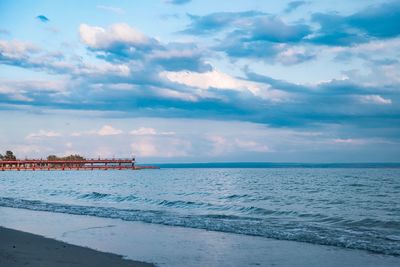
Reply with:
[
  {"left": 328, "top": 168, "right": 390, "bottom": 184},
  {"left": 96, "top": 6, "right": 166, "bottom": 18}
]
[
  {"left": 1, "top": 207, "right": 400, "bottom": 267},
  {"left": 0, "top": 226, "right": 154, "bottom": 267}
]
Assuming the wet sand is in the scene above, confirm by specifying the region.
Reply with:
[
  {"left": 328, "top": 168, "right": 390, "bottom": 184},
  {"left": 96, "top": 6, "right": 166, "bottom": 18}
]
[
  {"left": 1, "top": 207, "right": 400, "bottom": 267},
  {"left": 0, "top": 226, "right": 154, "bottom": 267}
]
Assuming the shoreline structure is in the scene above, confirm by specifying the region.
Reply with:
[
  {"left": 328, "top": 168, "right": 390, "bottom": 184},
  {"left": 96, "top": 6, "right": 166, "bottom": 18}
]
[{"left": 0, "top": 158, "right": 159, "bottom": 171}]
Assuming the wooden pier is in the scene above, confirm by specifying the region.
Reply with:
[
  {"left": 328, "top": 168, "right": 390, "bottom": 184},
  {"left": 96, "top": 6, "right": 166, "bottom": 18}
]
[{"left": 0, "top": 158, "right": 159, "bottom": 171}]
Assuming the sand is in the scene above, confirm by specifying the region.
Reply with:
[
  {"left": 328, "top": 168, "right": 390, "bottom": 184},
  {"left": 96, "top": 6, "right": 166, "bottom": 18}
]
[
  {"left": 1, "top": 207, "right": 400, "bottom": 266},
  {"left": 0, "top": 226, "right": 154, "bottom": 267}
]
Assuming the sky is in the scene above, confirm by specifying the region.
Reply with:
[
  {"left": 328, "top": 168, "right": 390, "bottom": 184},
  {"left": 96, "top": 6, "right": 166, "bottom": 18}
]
[{"left": 0, "top": 0, "right": 399, "bottom": 163}]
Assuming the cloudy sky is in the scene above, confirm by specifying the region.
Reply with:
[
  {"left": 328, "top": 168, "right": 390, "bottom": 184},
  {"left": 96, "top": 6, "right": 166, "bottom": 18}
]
[{"left": 0, "top": 0, "right": 399, "bottom": 163}]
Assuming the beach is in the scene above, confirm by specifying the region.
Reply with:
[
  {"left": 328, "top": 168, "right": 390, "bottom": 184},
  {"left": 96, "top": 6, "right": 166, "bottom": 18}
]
[
  {"left": 1, "top": 206, "right": 400, "bottom": 267},
  {"left": 0, "top": 226, "right": 153, "bottom": 267}
]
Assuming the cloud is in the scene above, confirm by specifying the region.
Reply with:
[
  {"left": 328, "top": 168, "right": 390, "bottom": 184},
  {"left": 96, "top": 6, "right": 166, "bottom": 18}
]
[
  {"left": 161, "top": 69, "right": 290, "bottom": 101},
  {"left": 97, "top": 125, "right": 123, "bottom": 136},
  {"left": 0, "top": 39, "right": 40, "bottom": 57},
  {"left": 215, "top": 16, "right": 313, "bottom": 64},
  {"left": 71, "top": 125, "right": 123, "bottom": 136},
  {"left": 79, "top": 23, "right": 211, "bottom": 72},
  {"left": 148, "top": 43, "right": 212, "bottom": 72},
  {"left": 79, "top": 23, "right": 150, "bottom": 51},
  {"left": 333, "top": 138, "right": 365, "bottom": 145},
  {"left": 234, "top": 138, "right": 271, "bottom": 152},
  {"left": 310, "top": 1, "right": 400, "bottom": 46},
  {"left": 182, "top": 11, "right": 265, "bottom": 35},
  {"left": 162, "top": 70, "right": 256, "bottom": 90},
  {"left": 206, "top": 135, "right": 270, "bottom": 155},
  {"left": 96, "top": 5, "right": 125, "bottom": 14},
  {"left": 284, "top": 1, "right": 308, "bottom": 13},
  {"left": 26, "top": 130, "right": 61, "bottom": 139},
  {"left": 0, "top": 79, "right": 67, "bottom": 103},
  {"left": 248, "top": 17, "right": 311, "bottom": 43},
  {"left": 36, "top": 15, "right": 49, "bottom": 23},
  {"left": 131, "top": 140, "right": 158, "bottom": 157},
  {"left": 1, "top": 20, "right": 399, "bottom": 137},
  {"left": 165, "top": 0, "right": 191, "bottom": 5},
  {"left": 131, "top": 137, "right": 191, "bottom": 157},
  {"left": 0, "top": 38, "right": 133, "bottom": 78},
  {"left": 359, "top": 95, "right": 392, "bottom": 105},
  {"left": 217, "top": 38, "right": 315, "bottom": 64},
  {"left": 182, "top": 11, "right": 313, "bottom": 64},
  {"left": 183, "top": 11, "right": 311, "bottom": 41},
  {"left": 130, "top": 127, "right": 174, "bottom": 136}
]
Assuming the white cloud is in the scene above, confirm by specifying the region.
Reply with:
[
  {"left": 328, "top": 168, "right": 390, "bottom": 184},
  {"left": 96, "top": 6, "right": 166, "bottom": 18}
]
[
  {"left": 359, "top": 95, "right": 392, "bottom": 105},
  {"left": 156, "top": 88, "right": 198, "bottom": 102},
  {"left": 131, "top": 137, "right": 190, "bottom": 157},
  {"left": 79, "top": 23, "right": 148, "bottom": 50},
  {"left": 207, "top": 135, "right": 271, "bottom": 155},
  {"left": 131, "top": 140, "right": 158, "bottom": 157},
  {"left": 26, "top": 130, "right": 61, "bottom": 139},
  {"left": 234, "top": 138, "right": 270, "bottom": 152},
  {"left": 276, "top": 46, "right": 314, "bottom": 65},
  {"left": 97, "top": 125, "right": 123, "bottom": 136},
  {"left": 71, "top": 125, "right": 123, "bottom": 136},
  {"left": 130, "top": 127, "right": 175, "bottom": 136},
  {"left": 333, "top": 138, "right": 365, "bottom": 145},
  {"left": 0, "top": 40, "right": 40, "bottom": 58},
  {"left": 161, "top": 70, "right": 259, "bottom": 91},
  {"left": 160, "top": 69, "right": 289, "bottom": 101}
]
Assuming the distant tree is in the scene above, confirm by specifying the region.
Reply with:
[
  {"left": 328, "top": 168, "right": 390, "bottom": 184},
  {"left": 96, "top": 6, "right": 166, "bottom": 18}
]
[
  {"left": 0, "top": 154, "right": 3, "bottom": 160},
  {"left": 47, "top": 155, "right": 58, "bottom": 160},
  {"left": 3, "top": 150, "right": 16, "bottom": 160},
  {"left": 63, "top": 154, "right": 85, "bottom": 161},
  {"left": 46, "top": 154, "right": 85, "bottom": 161}
]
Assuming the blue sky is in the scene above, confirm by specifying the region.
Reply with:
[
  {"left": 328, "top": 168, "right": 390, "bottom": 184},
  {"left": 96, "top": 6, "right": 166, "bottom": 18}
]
[{"left": 0, "top": 0, "right": 399, "bottom": 163}]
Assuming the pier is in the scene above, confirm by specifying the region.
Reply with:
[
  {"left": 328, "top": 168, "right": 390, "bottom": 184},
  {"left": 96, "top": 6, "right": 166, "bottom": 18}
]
[{"left": 0, "top": 158, "right": 159, "bottom": 171}]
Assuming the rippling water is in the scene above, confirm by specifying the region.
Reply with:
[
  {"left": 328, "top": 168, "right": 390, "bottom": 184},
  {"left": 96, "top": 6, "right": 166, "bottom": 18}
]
[{"left": 0, "top": 168, "right": 399, "bottom": 255}]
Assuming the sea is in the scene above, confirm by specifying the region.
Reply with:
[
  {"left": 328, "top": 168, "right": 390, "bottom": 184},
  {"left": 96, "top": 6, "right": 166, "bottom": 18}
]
[{"left": 0, "top": 164, "right": 399, "bottom": 256}]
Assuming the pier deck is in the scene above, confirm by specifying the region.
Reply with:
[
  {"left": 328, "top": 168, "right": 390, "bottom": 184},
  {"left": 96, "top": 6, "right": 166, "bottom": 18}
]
[{"left": 0, "top": 159, "right": 159, "bottom": 171}]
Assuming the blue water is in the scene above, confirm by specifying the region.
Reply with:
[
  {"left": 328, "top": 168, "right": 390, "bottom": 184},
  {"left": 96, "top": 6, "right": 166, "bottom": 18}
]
[{"left": 0, "top": 168, "right": 399, "bottom": 255}]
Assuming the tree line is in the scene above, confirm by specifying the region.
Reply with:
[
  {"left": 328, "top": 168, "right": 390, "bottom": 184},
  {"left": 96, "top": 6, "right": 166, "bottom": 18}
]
[
  {"left": 0, "top": 151, "right": 85, "bottom": 161},
  {"left": 46, "top": 154, "right": 85, "bottom": 161},
  {"left": 0, "top": 151, "right": 16, "bottom": 160}
]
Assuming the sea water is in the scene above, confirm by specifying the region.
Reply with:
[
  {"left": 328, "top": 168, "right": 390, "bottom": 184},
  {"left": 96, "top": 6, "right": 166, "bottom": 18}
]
[{"left": 0, "top": 167, "right": 399, "bottom": 255}]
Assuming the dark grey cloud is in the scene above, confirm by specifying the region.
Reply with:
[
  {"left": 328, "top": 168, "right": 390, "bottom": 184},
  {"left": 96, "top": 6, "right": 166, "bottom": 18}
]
[
  {"left": 247, "top": 17, "right": 311, "bottom": 43},
  {"left": 79, "top": 23, "right": 211, "bottom": 72},
  {"left": 182, "top": 11, "right": 266, "bottom": 35},
  {"left": 149, "top": 45, "right": 212, "bottom": 72},
  {"left": 216, "top": 24, "right": 315, "bottom": 65},
  {"left": 310, "top": 1, "right": 400, "bottom": 46},
  {"left": 1, "top": 57, "right": 398, "bottom": 131},
  {"left": 1, "top": 18, "right": 399, "bottom": 134},
  {"left": 182, "top": 11, "right": 314, "bottom": 64},
  {"left": 242, "top": 70, "right": 399, "bottom": 128},
  {"left": 182, "top": 11, "right": 311, "bottom": 42},
  {"left": 284, "top": 1, "right": 308, "bottom": 13},
  {"left": 36, "top": 15, "right": 49, "bottom": 23}
]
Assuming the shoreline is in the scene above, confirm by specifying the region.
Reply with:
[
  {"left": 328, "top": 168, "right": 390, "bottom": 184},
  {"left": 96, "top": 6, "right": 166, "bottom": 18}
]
[
  {"left": 0, "top": 226, "right": 154, "bottom": 267},
  {"left": 1, "top": 207, "right": 400, "bottom": 267}
]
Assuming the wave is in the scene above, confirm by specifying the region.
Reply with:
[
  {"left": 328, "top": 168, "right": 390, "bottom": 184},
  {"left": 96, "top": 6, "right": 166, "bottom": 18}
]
[
  {"left": 0, "top": 196, "right": 399, "bottom": 256},
  {"left": 79, "top": 192, "right": 111, "bottom": 200}
]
